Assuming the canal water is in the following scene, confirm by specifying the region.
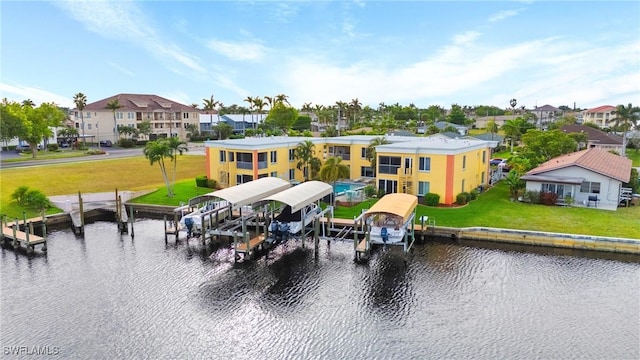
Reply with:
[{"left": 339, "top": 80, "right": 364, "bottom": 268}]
[{"left": 2, "top": 219, "right": 639, "bottom": 359}]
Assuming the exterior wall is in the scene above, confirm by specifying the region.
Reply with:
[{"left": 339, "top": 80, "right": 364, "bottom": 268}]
[
  {"left": 72, "top": 110, "right": 200, "bottom": 142},
  {"left": 525, "top": 166, "right": 623, "bottom": 207},
  {"left": 582, "top": 108, "right": 617, "bottom": 128}
]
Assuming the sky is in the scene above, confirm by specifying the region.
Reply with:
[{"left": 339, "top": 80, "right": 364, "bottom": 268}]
[{"left": 1, "top": 1, "right": 639, "bottom": 111}]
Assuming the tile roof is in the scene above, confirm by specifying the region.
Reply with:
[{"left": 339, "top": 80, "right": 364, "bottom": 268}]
[
  {"left": 532, "top": 104, "right": 559, "bottom": 112},
  {"left": 526, "top": 148, "right": 631, "bottom": 182},
  {"left": 81, "top": 93, "right": 198, "bottom": 112},
  {"left": 584, "top": 105, "right": 616, "bottom": 113},
  {"left": 560, "top": 125, "right": 623, "bottom": 145}
]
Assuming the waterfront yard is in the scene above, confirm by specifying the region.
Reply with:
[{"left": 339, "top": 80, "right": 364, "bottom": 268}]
[{"left": 1, "top": 155, "right": 638, "bottom": 238}]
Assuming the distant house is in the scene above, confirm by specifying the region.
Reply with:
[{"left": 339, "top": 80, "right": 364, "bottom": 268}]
[
  {"left": 520, "top": 148, "right": 632, "bottom": 210},
  {"left": 199, "top": 113, "right": 267, "bottom": 134},
  {"left": 418, "top": 121, "right": 467, "bottom": 136},
  {"left": 560, "top": 125, "right": 624, "bottom": 153},
  {"left": 473, "top": 115, "right": 519, "bottom": 129},
  {"left": 582, "top": 105, "right": 617, "bottom": 128},
  {"left": 531, "top": 105, "right": 559, "bottom": 127}
]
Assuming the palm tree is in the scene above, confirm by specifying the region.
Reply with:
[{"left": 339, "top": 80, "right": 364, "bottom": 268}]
[
  {"left": 319, "top": 156, "right": 350, "bottom": 207},
  {"left": 166, "top": 136, "right": 189, "bottom": 193},
  {"left": 143, "top": 139, "right": 173, "bottom": 197},
  {"left": 349, "top": 98, "right": 362, "bottom": 127},
  {"left": 203, "top": 95, "right": 221, "bottom": 135},
  {"left": 253, "top": 97, "right": 266, "bottom": 130},
  {"left": 612, "top": 103, "right": 640, "bottom": 156},
  {"left": 501, "top": 117, "right": 532, "bottom": 153},
  {"left": 275, "top": 93, "right": 290, "bottom": 105},
  {"left": 244, "top": 96, "right": 255, "bottom": 129},
  {"left": 21, "top": 99, "right": 35, "bottom": 108},
  {"left": 509, "top": 98, "right": 517, "bottom": 112},
  {"left": 73, "top": 92, "right": 87, "bottom": 145},
  {"left": 486, "top": 119, "right": 498, "bottom": 140},
  {"left": 105, "top": 98, "right": 123, "bottom": 143},
  {"left": 294, "top": 140, "right": 316, "bottom": 181},
  {"left": 366, "top": 136, "right": 389, "bottom": 176}
]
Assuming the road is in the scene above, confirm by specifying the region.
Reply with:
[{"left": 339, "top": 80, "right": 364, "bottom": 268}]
[{"left": 0, "top": 144, "right": 205, "bottom": 169}]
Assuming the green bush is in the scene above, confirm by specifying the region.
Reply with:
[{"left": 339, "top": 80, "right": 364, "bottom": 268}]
[
  {"left": 195, "top": 175, "right": 208, "bottom": 187},
  {"left": 469, "top": 189, "right": 479, "bottom": 200},
  {"left": 11, "top": 186, "right": 50, "bottom": 210},
  {"left": 86, "top": 149, "right": 106, "bottom": 155},
  {"left": 523, "top": 190, "right": 541, "bottom": 203},
  {"left": 423, "top": 193, "right": 440, "bottom": 206},
  {"left": 377, "top": 188, "right": 386, "bottom": 198},
  {"left": 119, "top": 139, "right": 135, "bottom": 148},
  {"left": 364, "top": 185, "right": 376, "bottom": 198},
  {"left": 206, "top": 179, "right": 217, "bottom": 189},
  {"left": 456, "top": 192, "right": 470, "bottom": 205},
  {"left": 11, "top": 186, "right": 30, "bottom": 205},
  {"left": 47, "top": 143, "right": 59, "bottom": 151}
]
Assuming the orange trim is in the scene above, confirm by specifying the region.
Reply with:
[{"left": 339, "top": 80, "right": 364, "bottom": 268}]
[
  {"left": 205, "top": 148, "right": 211, "bottom": 179},
  {"left": 252, "top": 150, "right": 258, "bottom": 179},
  {"left": 445, "top": 155, "right": 455, "bottom": 204}
]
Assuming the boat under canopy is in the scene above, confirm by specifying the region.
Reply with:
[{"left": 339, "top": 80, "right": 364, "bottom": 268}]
[
  {"left": 358, "top": 193, "right": 418, "bottom": 254},
  {"left": 189, "top": 177, "right": 291, "bottom": 210},
  {"left": 363, "top": 193, "right": 418, "bottom": 223}
]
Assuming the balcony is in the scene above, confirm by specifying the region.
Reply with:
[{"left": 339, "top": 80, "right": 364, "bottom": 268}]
[{"left": 237, "top": 161, "right": 253, "bottom": 170}]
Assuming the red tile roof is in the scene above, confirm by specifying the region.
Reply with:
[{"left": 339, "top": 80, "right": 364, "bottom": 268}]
[
  {"left": 526, "top": 148, "right": 631, "bottom": 182},
  {"left": 80, "top": 93, "right": 199, "bottom": 113},
  {"left": 584, "top": 105, "right": 615, "bottom": 113}
]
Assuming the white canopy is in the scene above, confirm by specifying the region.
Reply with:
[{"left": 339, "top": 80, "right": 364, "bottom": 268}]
[
  {"left": 204, "top": 177, "right": 291, "bottom": 209},
  {"left": 262, "top": 181, "right": 333, "bottom": 213}
]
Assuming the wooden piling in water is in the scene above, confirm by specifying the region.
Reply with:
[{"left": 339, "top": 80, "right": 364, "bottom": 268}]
[
  {"left": 78, "top": 191, "right": 84, "bottom": 235},
  {"left": 129, "top": 205, "right": 135, "bottom": 237}
]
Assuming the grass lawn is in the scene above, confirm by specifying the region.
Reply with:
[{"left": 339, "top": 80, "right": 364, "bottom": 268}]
[
  {"left": 2, "top": 149, "right": 111, "bottom": 163},
  {"left": 332, "top": 182, "right": 640, "bottom": 238},
  {"left": 0, "top": 155, "right": 207, "bottom": 219},
  {"left": 626, "top": 150, "right": 640, "bottom": 166},
  {"left": 128, "top": 180, "right": 214, "bottom": 206}
]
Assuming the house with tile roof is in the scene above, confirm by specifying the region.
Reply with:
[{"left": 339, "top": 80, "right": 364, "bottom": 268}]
[
  {"left": 582, "top": 105, "right": 617, "bottom": 128},
  {"left": 531, "top": 105, "right": 559, "bottom": 128},
  {"left": 560, "top": 125, "right": 624, "bottom": 153},
  {"left": 72, "top": 94, "right": 201, "bottom": 142},
  {"left": 520, "top": 148, "right": 632, "bottom": 210}
]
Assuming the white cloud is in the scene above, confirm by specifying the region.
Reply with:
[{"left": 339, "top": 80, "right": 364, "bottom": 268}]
[
  {"left": 108, "top": 62, "right": 135, "bottom": 77},
  {"left": 453, "top": 31, "right": 481, "bottom": 46},
  {"left": 0, "top": 83, "right": 72, "bottom": 107},
  {"left": 55, "top": 1, "right": 206, "bottom": 73},
  {"left": 489, "top": 8, "right": 525, "bottom": 23},
  {"left": 206, "top": 39, "right": 268, "bottom": 61}
]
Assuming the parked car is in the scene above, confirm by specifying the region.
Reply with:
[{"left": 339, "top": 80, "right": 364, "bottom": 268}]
[
  {"left": 99, "top": 140, "right": 113, "bottom": 147},
  {"left": 489, "top": 158, "right": 504, "bottom": 166},
  {"left": 15, "top": 144, "right": 32, "bottom": 153}
]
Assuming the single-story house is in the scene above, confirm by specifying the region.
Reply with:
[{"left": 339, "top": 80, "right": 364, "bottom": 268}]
[
  {"left": 560, "top": 125, "right": 624, "bottom": 153},
  {"left": 520, "top": 148, "right": 632, "bottom": 210}
]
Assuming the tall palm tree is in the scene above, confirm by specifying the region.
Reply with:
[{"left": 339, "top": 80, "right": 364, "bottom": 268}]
[
  {"left": 264, "top": 95, "right": 274, "bottom": 109},
  {"left": 319, "top": 156, "right": 350, "bottom": 207},
  {"left": 166, "top": 136, "right": 189, "bottom": 193},
  {"left": 21, "top": 99, "right": 35, "bottom": 108},
  {"left": 143, "top": 139, "right": 173, "bottom": 197},
  {"left": 501, "top": 117, "right": 532, "bottom": 153},
  {"left": 244, "top": 96, "right": 255, "bottom": 129},
  {"left": 203, "top": 95, "right": 221, "bottom": 135},
  {"left": 253, "top": 97, "right": 266, "bottom": 130},
  {"left": 275, "top": 93, "right": 290, "bottom": 105},
  {"left": 612, "top": 103, "right": 640, "bottom": 156},
  {"left": 105, "top": 98, "right": 123, "bottom": 143},
  {"left": 366, "top": 136, "right": 389, "bottom": 176},
  {"left": 349, "top": 98, "right": 362, "bottom": 127},
  {"left": 73, "top": 92, "right": 87, "bottom": 145},
  {"left": 486, "top": 119, "right": 498, "bottom": 140},
  {"left": 294, "top": 140, "right": 316, "bottom": 181}
]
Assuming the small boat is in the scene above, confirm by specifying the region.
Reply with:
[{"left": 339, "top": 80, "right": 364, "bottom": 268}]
[
  {"left": 367, "top": 215, "right": 406, "bottom": 244},
  {"left": 179, "top": 200, "right": 229, "bottom": 234},
  {"left": 273, "top": 203, "right": 321, "bottom": 235}
]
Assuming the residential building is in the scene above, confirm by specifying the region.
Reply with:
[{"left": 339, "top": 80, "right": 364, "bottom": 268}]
[
  {"left": 560, "top": 125, "right": 624, "bottom": 153},
  {"left": 473, "top": 114, "right": 519, "bottom": 129},
  {"left": 531, "top": 104, "right": 559, "bottom": 128},
  {"left": 204, "top": 134, "right": 498, "bottom": 205},
  {"left": 199, "top": 113, "right": 268, "bottom": 135},
  {"left": 582, "top": 105, "right": 617, "bottom": 128},
  {"left": 72, "top": 94, "right": 201, "bottom": 142},
  {"left": 521, "top": 148, "right": 632, "bottom": 210}
]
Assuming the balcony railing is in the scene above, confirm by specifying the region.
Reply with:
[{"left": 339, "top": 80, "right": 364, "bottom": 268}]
[
  {"left": 257, "top": 161, "right": 267, "bottom": 169},
  {"left": 237, "top": 161, "right": 253, "bottom": 170}
]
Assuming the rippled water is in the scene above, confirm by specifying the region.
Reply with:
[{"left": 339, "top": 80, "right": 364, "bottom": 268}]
[{"left": 2, "top": 220, "right": 639, "bottom": 359}]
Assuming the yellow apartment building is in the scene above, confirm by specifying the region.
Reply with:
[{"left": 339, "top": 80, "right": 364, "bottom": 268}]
[{"left": 204, "top": 134, "right": 498, "bottom": 205}]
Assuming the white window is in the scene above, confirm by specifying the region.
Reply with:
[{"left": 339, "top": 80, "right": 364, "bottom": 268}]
[
  {"left": 289, "top": 169, "right": 295, "bottom": 180},
  {"left": 361, "top": 147, "right": 367, "bottom": 159},
  {"left": 270, "top": 171, "right": 277, "bottom": 177},
  {"left": 270, "top": 151, "right": 277, "bottom": 164},
  {"left": 220, "top": 150, "right": 226, "bottom": 162},
  {"left": 580, "top": 181, "right": 600, "bottom": 194},
  {"left": 419, "top": 157, "right": 431, "bottom": 172},
  {"left": 289, "top": 149, "right": 295, "bottom": 161},
  {"left": 418, "top": 181, "right": 430, "bottom": 196}
]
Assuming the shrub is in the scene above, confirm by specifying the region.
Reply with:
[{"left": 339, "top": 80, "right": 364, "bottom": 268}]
[
  {"left": 364, "top": 185, "right": 376, "bottom": 199},
  {"left": 469, "top": 189, "right": 479, "bottom": 200},
  {"left": 195, "top": 175, "right": 208, "bottom": 187},
  {"left": 206, "top": 179, "right": 217, "bottom": 189},
  {"left": 523, "top": 190, "right": 541, "bottom": 204},
  {"left": 23, "top": 189, "right": 51, "bottom": 210},
  {"left": 47, "top": 143, "right": 59, "bottom": 151},
  {"left": 119, "top": 139, "right": 135, "bottom": 148},
  {"left": 540, "top": 191, "right": 558, "bottom": 205},
  {"left": 423, "top": 193, "right": 440, "bottom": 206},
  {"left": 456, "top": 192, "right": 469, "bottom": 205},
  {"left": 377, "top": 188, "right": 386, "bottom": 198},
  {"left": 86, "top": 149, "right": 106, "bottom": 155},
  {"left": 11, "top": 186, "right": 30, "bottom": 205}
]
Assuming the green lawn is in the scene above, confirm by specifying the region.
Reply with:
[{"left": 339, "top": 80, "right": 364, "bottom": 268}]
[
  {"left": 2, "top": 149, "right": 109, "bottom": 163},
  {"left": 128, "top": 180, "right": 214, "bottom": 206}
]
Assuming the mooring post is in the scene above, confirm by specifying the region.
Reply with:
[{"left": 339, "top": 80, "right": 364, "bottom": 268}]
[
  {"left": 201, "top": 213, "right": 206, "bottom": 246},
  {"left": 13, "top": 218, "right": 18, "bottom": 248},
  {"left": 233, "top": 231, "right": 238, "bottom": 262},
  {"left": 129, "top": 206, "right": 135, "bottom": 237},
  {"left": 41, "top": 210, "right": 47, "bottom": 252},
  {"left": 23, "top": 211, "right": 30, "bottom": 244},
  {"left": 163, "top": 215, "right": 168, "bottom": 243},
  {"left": 314, "top": 218, "right": 320, "bottom": 253},
  {"left": 78, "top": 191, "right": 84, "bottom": 235}
]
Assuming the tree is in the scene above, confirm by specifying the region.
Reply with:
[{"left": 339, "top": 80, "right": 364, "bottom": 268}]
[
  {"left": 265, "top": 102, "right": 298, "bottom": 134},
  {"left": 143, "top": 139, "right": 173, "bottom": 197},
  {"left": 203, "top": 95, "right": 221, "bottom": 133},
  {"left": 73, "top": 93, "right": 87, "bottom": 145},
  {"left": 504, "top": 169, "right": 525, "bottom": 200},
  {"left": 185, "top": 123, "right": 200, "bottom": 139},
  {"left": 213, "top": 122, "right": 233, "bottom": 140},
  {"left": 166, "top": 136, "right": 189, "bottom": 193},
  {"left": 501, "top": 117, "right": 534, "bottom": 153},
  {"left": 366, "top": 137, "right": 389, "bottom": 176},
  {"left": 294, "top": 140, "right": 316, "bottom": 181},
  {"left": 612, "top": 103, "right": 640, "bottom": 156},
  {"left": 486, "top": 119, "right": 498, "bottom": 140},
  {"left": 137, "top": 120, "right": 152, "bottom": 140},
  {"left": 447, "top": 104, "right": 467, "bottom": 125},
  {"left": 57, "top": 126, "right": 79, "bottom": 146},
  {"left": 14, "top": 102, "right": 66, "bottom": 158},
  {"left": 253, "top": 97, "right": 266, "bottom": 130},
  {"left": 319, "top": 157, "right": 350, "bottom": 207},
  {"left": 0, "top": 99, "right": 25, "bottom": 150},
  {"left": 349, "top": 98, "right": 362, "bottom": 126},
  {"left": 105, "top": 98, "right": 123, "bottom": 143},
  {"left": 520, "top": 129, "right": 577, "bottom": 169}
]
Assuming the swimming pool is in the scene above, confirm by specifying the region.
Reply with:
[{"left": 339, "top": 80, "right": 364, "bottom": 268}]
[{"left": 334, "top": 181, "right": 366, "bottom": 195}]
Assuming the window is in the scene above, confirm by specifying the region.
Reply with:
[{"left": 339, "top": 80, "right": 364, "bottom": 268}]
[
  {"left": 289, "top": 149, "right": 295, "bottom": 161},
  {"left": 86, "top": 112, "right": 91, "bottom": 119},
  {"left": 419, "top": 157, "right": 431, "bottom": 172},
  {"left": 75, "top": 123, "right": 79, "bottom": 128},
  {"left": 258, "top": 152, "right": 267, "bottom": 169},
  {"left": 378, "top": 156, "right": 401, "bottom": 174},
  {"left": 361, "top": 147, "right": 367, "bottom": 159},
  {"left": 462, "top": 155, "right": 466, "bottom": 170},
  {"left": 360, "top": 166, "right": 374, "bottom": 177},
  {"left": 236, "top": 174, "right": 253, "bottom": 184},
  {"left": 482, "top": 150, "right": 486, "bottom": 163},
  {"left": 236, "top": 152, "right": 252, "bottom": 169},
  {"left": 258, "top": 173, "right": 268, "bottom": 179},
  {"left": 270, "top": 171, "right": 277, "bottom": 177},
  {"left": 580, "top": 181, "right": 600, "bottom": 194},
  {"left": 229, "top": 152, "right": 234, "bottom": 162},
  {"left": 481, "top": 171, "right": 485, "bottom": 184},
  {"left": 418, "top": 181, "right": 430, "bottom": 196},
  {"left": 289, "top": 169, "right": 295, "bottom": 180},
  {"left": 219, "top": 150, "right": 226, "bottom": 162},
  {"left": 116, "top": 112, "right": 123, "bottom": 119},
  {"left": 88, "top": 124, "right": 92, "bottom": 130},
  {"left": 270, "top": 151, "right": 277, "bottom": 164},
  {"left": 183, "top": 113, "right": 189, "bottom": 119},
  {"left": 378, "top": 179, "right": 397, "bottom": 194},
  {"left": 542, "top": 183, "right": 570, "bottom": 198}
]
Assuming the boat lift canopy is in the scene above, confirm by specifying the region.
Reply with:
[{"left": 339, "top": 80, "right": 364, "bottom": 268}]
[
  {"left": 261, "top": 181, "right": 333, "bottom": 212},
  {"left": 189, "top": 177, "right": 291, "bottom": 209},
  {"left": 363, "top": 193, "right": 418, "bottom": 223}
]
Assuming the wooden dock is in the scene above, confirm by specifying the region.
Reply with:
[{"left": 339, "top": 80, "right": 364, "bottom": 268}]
[
  {"left": 234, "top": 234, "right": 266, "bottom": 261},
  {"left": 1, "top": 217, "right": 47, "bottom": 254}
]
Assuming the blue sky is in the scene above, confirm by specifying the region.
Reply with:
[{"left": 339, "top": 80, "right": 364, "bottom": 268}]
[{"left": 1, "top": 1, "right": 639, "bottom": 111}]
